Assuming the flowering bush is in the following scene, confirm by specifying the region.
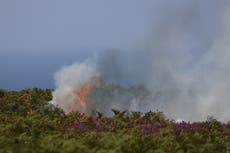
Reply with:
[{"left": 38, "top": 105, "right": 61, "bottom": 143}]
[{"left": 0, "top": 88, "right": 229, "bottom": 153}]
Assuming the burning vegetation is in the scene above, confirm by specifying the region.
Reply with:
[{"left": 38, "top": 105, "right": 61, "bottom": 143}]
[
  {"left": 64, "top": 77, "right": 150, "bottom": 116},
  {"left": 66, "top": 84, "right": 92, "bottom": 115}
]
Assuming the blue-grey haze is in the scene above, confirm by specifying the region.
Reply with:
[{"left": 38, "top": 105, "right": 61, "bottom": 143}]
[
  {"left": 0, "top": 0, "right": 228, "bottom": 91},
  {"left": 0, "top": 0, "right": 158, "bottom": 90}
]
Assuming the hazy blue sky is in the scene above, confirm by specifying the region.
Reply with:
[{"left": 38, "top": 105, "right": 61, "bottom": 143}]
[
  {"left": 1, "top": 0, "right": 226, "bottom": 90},
  {"left": 0, "top": 0, "right": 160, "bottom": 90}
]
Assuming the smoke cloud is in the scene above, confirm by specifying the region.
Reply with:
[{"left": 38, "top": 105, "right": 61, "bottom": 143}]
[{"left": 50, "top": 0, "right": 230, "bottom": 121}]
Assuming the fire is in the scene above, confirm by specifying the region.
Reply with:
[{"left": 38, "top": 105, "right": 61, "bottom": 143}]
[
  {"left": 66, "top": 84, "right": 91, "bottom": 115},
  {"left": 76, "top": 84, "right": 91, "bottom": 112},
  {"left": 66, "top": 77, "right": 103, "bottom": 115}
]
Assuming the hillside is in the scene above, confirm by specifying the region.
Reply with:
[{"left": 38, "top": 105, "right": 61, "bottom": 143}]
[{"left": 0, "top": 88, "right": 229, "bottom": 153}]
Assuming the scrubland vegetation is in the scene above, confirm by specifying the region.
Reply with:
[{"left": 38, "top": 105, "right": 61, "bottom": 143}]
[{"left": 0, "top": 88, "right": 229, "bottom": 153}]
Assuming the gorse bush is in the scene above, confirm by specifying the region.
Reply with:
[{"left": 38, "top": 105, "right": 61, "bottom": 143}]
[{"left": 0, "top": 88, "right": 229, "bottom": 153}]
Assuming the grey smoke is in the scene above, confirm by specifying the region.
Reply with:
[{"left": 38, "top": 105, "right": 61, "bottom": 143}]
[{"left": 50, "top": 0, "right": 230, "bottom": 121}]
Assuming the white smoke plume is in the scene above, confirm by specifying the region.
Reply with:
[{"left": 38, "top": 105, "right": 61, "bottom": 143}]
[
  {"left": 50, "top": 0, "right": 230, "bottom": 121},
  {"left": 50, "top": 60, "right": 100, "bottom": 113}
]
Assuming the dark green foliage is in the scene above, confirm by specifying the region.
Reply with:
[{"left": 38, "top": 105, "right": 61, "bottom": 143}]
[
  {"left": 0, "top": 88, "right": 229, "bottom": 153},
  {"left": 0, "top": 89, "right": 6, "bottom": 98}
]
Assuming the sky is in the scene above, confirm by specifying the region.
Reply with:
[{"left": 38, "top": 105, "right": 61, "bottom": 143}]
[
  {"left": 0, "top": 0, "right": 159, "bottom": 90},
  {"left": 0, "top": 0, "right": 228, "bottom": 91}
]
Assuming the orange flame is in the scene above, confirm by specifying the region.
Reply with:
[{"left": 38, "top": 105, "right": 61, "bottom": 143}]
[{"left": 66, "top": 84, "right": 92, "bottom": 115}]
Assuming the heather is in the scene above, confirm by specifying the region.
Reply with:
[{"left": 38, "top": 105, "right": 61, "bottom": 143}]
[{"left": 0, "top": 88, "right": 229, "bottom": 153}]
